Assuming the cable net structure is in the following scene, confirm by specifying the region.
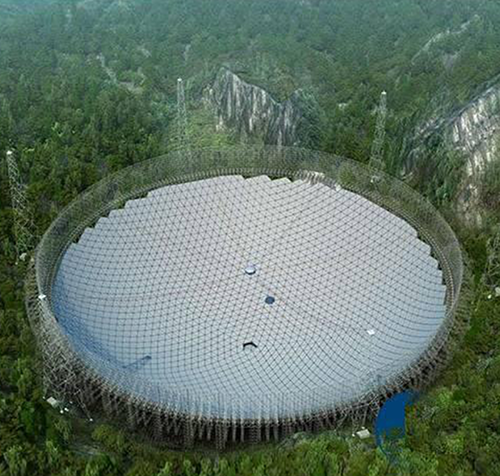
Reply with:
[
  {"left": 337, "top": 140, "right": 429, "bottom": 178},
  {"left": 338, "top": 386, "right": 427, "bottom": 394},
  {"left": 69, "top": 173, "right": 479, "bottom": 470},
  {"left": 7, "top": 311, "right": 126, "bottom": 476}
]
[{"left": 26, "top": 146, "right": 465, "bottom": 448}]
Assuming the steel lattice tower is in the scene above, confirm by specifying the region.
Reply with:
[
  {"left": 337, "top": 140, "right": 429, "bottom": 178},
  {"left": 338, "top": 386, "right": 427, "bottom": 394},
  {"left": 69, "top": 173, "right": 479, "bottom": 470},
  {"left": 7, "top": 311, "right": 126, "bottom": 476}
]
[
  {"left": 6, "top": 150, "right": 34, "bottom": 260},
  {"left": 370, "top": 91, "right": 388, "bottom": 170},
  {"left": 176, "top": 78, "right": 190, "bottom": 153}
]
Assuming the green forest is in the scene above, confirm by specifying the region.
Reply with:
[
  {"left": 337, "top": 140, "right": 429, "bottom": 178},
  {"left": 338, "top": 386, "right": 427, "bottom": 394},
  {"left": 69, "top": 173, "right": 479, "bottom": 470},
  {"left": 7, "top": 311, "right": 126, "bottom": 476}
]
[{"left": 1, "top": 0, "right": 500, "bottom": 475}]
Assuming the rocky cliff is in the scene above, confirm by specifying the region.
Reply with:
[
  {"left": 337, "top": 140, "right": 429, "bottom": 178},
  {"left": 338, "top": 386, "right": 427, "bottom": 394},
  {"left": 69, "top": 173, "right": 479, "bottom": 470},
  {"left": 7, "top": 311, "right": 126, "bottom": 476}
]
[
  {"left": 449, "top": 85, "right": 500, "bottom": 206},
  {"left": 205, "top": 68, "right": 318, "bottom": 147},
  {"left": 409, "top": 82, "right": 500, "bottom": 223},
  {"left": 445, "top": 85, "right": 500, "bottom": 222}
]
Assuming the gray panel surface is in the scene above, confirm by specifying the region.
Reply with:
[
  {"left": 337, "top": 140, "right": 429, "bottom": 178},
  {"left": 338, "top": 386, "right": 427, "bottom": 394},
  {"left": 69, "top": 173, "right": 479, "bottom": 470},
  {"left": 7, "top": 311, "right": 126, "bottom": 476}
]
[{"left": 52, "top": 175, "right": 447, "bottom": 418}]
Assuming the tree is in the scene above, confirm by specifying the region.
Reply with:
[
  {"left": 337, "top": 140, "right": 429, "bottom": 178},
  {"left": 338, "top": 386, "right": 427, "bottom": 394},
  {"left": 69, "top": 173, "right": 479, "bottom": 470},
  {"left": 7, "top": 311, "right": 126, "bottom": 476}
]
[
  {"left": 157, "top": 461, "right": 172, "bottom": 476},
  {"left": 45, "top": 439, "right": 60, "bottom": 467},
  {"left": 84, "top": 455, "right": 119, "bottom": 476},
  {"left": 3, "top": 446, "right": 27, "bottom": 476}
]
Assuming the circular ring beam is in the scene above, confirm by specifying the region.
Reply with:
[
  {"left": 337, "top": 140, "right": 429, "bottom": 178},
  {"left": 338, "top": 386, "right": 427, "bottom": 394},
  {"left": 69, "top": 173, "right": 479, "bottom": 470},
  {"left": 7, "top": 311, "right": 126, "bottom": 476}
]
[{"left": 27, "top": 146, "right": 463, "bottom": 447}]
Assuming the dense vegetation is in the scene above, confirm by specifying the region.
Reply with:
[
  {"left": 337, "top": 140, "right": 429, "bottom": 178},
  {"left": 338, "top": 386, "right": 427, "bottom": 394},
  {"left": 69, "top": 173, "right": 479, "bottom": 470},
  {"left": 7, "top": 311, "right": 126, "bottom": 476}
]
[{"left": 1, "top": 0, "right": 500, "bottom": 475}]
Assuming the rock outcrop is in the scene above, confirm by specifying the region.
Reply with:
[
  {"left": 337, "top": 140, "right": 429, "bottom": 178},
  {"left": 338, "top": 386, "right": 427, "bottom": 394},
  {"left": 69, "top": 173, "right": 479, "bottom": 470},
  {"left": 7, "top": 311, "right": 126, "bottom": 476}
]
[
  {"left": 448, "top": 86, "right": 500, "bottom": 181},
  {"left": 409, "top": 82, "right": 500, "bottom": 223},
  {"left": 206, "top": 68, "right": 317, "bottom": 147},
  {"left": 444, "top": 85, "right": 500, "bottom": 221}
]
